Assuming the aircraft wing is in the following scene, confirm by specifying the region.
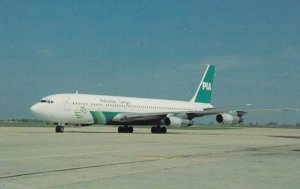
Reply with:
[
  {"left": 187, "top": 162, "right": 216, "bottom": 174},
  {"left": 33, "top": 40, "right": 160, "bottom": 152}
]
[
  {"left": 188, "top": 107, "right": 298, "bottom": 117},
  {"left": 112, "top": 107, "right": 297, "bottom": 124},
  {"left": 233, "top": 108, "right": 298, "bottom": 115},
  {"left": 112, "top": 107, "right": 239, "bottom": 123},
  {"left": 112, "top": 112, "right": 168, "bottom": 123},
  {"left": 187, "top": 104, "right": 252, "bottom": 117}
]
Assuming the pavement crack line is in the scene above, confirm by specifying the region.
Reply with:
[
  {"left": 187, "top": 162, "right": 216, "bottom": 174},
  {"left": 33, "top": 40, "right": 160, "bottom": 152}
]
[{"left": 0, "top": 159, "right": 158, "bottom": 180}]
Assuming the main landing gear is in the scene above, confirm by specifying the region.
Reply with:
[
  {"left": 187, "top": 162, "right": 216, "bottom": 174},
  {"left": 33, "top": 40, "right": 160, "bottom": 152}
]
[
  {"left": 151, "top": 126, "right": 167, "bottom": 134},
  {"left": 55, "top": 125, "right": 64, "bottom": 133},
  {"left": 117, "top": 125, "right": 167, "bottom": 134},
  {"left": 118, "top": 125, "right": 134, "bottom": 133}
]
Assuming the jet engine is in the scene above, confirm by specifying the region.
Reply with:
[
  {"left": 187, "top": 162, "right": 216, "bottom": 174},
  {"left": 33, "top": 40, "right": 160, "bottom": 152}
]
[
  {"left": 164, "top": 117, "right": 193, "bottom": 128},
  {"left": 216, "top": 113, "right": 243, "bottom": 124}
]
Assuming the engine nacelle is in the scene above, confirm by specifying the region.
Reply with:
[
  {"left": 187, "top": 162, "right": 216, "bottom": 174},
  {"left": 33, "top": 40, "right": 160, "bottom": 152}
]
[
  {"left": 164, "top": 117, "right": 193, "bottom": 128},
  {"left": 216, "top": 113, "right": 243, "bottom": 125}
]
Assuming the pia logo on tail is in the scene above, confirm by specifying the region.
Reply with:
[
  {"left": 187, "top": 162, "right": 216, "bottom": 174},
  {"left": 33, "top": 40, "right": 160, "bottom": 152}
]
[{"left": 202, "top": 82, "right": 212, "bottom": 91}]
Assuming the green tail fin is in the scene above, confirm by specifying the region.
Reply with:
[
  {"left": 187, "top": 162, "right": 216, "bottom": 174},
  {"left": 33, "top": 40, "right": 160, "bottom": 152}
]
[{"left": 190, "top": 64, "right": 215, "bottom": 103}]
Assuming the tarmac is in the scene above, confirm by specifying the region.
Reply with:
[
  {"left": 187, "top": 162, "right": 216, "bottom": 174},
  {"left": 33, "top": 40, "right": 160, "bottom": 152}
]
[{"left": 0, "top": 126, "right": 300, "bottom": 189}]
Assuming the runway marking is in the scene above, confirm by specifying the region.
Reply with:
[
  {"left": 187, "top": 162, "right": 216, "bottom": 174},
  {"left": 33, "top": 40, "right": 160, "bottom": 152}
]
[{"left": 0, "top": 147, "right": 171, "bottom": 162}]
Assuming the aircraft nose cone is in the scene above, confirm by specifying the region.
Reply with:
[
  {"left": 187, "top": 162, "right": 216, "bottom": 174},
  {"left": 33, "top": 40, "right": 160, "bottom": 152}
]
[{"left": 30, "top": 103, "right": 40, "bottom": 116}]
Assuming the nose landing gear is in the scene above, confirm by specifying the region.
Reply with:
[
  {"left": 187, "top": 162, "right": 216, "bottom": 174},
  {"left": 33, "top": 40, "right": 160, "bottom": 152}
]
[{"left": 55, "top": 125, "right": 64, "bottom": 133}]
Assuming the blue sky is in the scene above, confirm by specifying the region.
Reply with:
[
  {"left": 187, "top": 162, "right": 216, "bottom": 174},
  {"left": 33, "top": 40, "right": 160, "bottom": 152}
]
[{"left": 0, "top": 0, "right": 299, "bottom": 124}]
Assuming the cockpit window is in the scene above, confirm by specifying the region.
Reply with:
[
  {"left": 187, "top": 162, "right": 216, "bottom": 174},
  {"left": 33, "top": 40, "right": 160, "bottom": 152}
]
[{"left": 40, "top": 99, "right": 54, "bottom": 103}]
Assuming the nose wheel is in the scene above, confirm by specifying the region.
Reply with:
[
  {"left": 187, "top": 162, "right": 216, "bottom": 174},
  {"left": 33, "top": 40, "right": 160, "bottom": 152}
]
[{"left": 55, "top": 125, "right": 64, "bottom": 133}]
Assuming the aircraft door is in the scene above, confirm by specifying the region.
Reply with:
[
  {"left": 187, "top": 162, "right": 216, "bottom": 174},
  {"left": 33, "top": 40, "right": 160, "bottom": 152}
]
[{"left": 64, "top": 97, "right": 71, "bottom": 111}]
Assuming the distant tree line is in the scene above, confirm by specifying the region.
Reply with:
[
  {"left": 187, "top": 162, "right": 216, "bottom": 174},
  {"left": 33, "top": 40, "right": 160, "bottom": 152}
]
[{"left": 0, "top": 119, "right": 44, "bottom": 123}]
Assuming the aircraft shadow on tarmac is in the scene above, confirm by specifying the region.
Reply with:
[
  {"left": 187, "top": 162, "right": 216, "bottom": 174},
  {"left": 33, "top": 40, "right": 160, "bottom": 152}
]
[
  {"left": 65, "top": 130, "right": 184, "bottom": 135},
  {"left": 66, "top": 131, "right": 117, "bottom": 134},
  {"left": 271, "top": 135, "right": 300, "bottom": 139}
]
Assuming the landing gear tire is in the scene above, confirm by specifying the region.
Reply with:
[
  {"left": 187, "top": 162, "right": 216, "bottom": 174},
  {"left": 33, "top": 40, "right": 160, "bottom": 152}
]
[
  {"left": 151, "top": 126, "right": 156, "bottom": 133},
  {"left": 151, "top": 126, "right": 167, "bottom": 134},
  {"left": 128, "top": 126, "right": 133, "bottom": 133},
  {"left": 118, "top": 126, "right": 133, "bottom": 133},
  {"left": 118, "top": 126, "right": 123, "bottom": 133},
  {"left": 55, "top": 125, "right": 64, "bottom": 133},
  {"left": 161, "top": 127, "right": 167, "bottom": 134}
]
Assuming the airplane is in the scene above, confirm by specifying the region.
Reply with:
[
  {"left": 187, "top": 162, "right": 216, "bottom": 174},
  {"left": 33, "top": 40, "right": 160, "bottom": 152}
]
[{"left": 30, "top": 64, "right": 295, "bottom": 133}]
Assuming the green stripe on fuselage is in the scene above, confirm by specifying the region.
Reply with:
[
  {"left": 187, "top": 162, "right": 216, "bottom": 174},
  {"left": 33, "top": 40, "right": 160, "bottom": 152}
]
[
  {"left": 102, "top": 112, "right": 119, "bottom": 121},
  {"left": 90, "top": 111, "right": 119, "bottom": 124},
  {"left": 90, "top": 111, "right": 102, "bottom": 124}
]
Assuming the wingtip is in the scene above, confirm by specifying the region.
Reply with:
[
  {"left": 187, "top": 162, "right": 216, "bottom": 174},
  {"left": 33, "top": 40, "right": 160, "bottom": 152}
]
[{"left": 284, "top": 108, "right": 299, "bottom": 111}]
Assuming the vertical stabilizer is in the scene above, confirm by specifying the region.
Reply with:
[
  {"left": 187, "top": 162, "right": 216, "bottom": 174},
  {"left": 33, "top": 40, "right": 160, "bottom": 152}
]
[{"left": 190, "top": 64, "right": 215, "bottom": 103}]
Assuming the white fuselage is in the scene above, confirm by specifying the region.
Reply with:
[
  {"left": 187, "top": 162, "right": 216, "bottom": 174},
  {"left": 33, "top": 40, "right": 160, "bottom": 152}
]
[{"left": 31, "top": 93, "right": 213, "bottom": 125}]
